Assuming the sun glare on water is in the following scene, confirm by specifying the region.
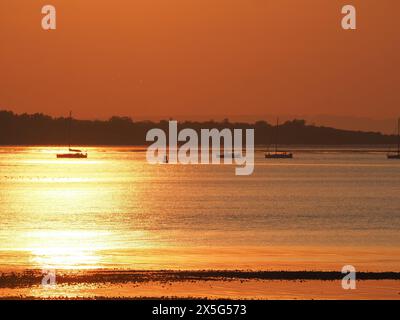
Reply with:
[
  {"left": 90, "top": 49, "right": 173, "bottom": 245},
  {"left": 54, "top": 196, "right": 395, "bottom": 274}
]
[{"left": 26, "top": 231, "right": 111, "bottom": 270}]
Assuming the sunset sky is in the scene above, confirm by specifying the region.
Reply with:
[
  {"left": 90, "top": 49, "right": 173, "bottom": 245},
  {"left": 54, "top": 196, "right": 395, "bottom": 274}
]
[{"left": 0, "top": 0, "right": 399, "bottom": 124}]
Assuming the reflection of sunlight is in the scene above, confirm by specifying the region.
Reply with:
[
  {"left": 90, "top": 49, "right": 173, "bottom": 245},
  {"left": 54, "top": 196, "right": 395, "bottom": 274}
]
[
  {"left": 27, "top": 231, "right": 111, "bottom": 269},
  {"left": 32, "top": 248, "right": 99, "bottom": 270},
  {"left": 44, "top": 188, "right": 89, "bottom": 199},
  {"left": 1, "top": 146, "right": 151, "bottom": 271},
  {"left": 23, "top": 159, "right": 101, "bottom": 166}
]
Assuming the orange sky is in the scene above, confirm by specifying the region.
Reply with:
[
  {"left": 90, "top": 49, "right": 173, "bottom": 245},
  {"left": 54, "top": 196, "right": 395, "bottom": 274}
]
[{"left": 0, "top": 0, "right": 399, "bottom": 122}]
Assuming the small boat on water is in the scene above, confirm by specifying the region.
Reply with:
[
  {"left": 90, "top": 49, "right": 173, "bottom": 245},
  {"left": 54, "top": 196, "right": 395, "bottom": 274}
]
[
  {"left": 56, "top": 111, "right": 88, "bottom": 159},
  {"left": 265, "top": 151, "right": 293, "bottom": 159},
  {"left": 57, "top": 148, "right": 87, "bottom": 159},
  {"left": 265, "top": 118, "right": 293, "bottom": 159},
  {"left": 387, "top": 118, "right": 400, "bottom": 160}
]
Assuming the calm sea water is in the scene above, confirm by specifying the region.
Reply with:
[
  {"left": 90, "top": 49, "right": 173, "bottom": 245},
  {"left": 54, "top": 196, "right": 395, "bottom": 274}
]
[{"left": 0, "top": 147, "right": 399, "bottom": 271}]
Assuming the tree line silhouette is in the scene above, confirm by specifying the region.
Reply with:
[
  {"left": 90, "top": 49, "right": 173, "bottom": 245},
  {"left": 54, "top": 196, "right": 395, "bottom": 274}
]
[{"left": 0, "top": 110, "right": 396, "bottom": 146}]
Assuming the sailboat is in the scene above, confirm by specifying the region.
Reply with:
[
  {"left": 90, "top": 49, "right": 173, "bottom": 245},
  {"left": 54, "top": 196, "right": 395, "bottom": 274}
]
[
  {"left": 56, "top": 111, "right": 87, "bottom": 159},
  {"left": 265, "top": 118, "right": 293, "bottom": 159},
  {"left": 387, "top": 118, "right": 400, "bottom": 159}
]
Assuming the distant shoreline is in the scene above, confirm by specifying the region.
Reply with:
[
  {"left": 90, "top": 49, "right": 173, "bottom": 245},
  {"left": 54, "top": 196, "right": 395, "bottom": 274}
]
[
  {"left": 1, "top": 110, "right": 398, "bottom": 146},
  {"left": 0, "top": 145, "right": 396, "bottom": 152}
]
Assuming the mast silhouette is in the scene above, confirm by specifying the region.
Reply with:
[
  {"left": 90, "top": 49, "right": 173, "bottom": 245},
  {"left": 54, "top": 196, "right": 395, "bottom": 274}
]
[
  {"left": 395, "top": 118, "right": 400, "bottom": 156},
  {"left": 275, "top": 118, "right": 279, "bottom": 153},
  {"left": 68, "top": 111, "right": 72, "bottom": 150},
  {"left": 387, "top": 118, "right": 400, "bottom": 159},
  {"left": 265, "top": 117, "right": 293, "bottom": 159},
  {"left": 56, "top": 111, "right": 87, "bottom": 159}
]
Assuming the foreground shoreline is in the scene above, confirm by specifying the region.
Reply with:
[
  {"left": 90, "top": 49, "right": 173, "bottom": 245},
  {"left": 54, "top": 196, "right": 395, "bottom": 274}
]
[
  {"left": 1, "top": 270, "right": 400, "bottom": 300},
  {"left": 1, "top": 269, "right": 400, "bottom": 288}
]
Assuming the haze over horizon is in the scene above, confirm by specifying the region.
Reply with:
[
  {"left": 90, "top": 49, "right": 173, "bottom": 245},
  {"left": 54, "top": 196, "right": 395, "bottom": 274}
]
[{"left": 1, "top": 1, "right": 399, "bottom": 132}]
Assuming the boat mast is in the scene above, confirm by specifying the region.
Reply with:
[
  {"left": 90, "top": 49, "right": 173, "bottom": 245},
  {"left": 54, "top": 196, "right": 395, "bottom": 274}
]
[
  {"left": 275, "top": 118, "right": 279, "bottom": 153},
  {"left": 68, "top": 111, "right": 72, "bottom": 150},
  {"left": 397, "top": 118, "right": 400, "bottom": 155}
]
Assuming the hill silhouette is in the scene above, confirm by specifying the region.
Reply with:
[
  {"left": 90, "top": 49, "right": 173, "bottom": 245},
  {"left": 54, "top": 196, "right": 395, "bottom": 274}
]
[{"left": 0, "top": 110, "right": 396, "bottom": 146}]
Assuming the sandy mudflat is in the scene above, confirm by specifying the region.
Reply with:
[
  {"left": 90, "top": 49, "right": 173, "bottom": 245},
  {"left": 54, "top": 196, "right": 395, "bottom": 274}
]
[{"left": 0, "top": 270, "right": 399, "bottom": 300}]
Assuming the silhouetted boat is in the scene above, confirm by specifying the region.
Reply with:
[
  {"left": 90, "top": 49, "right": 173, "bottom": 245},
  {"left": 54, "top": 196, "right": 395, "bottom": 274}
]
[
  {"left": 387, "top": 118, "right": 400, "bottom": 159},
  {"left": 265, "top": 151, "right": 293, "bottom": 159},
  {"left": 56, "top": 111, "right": 87, "bottom": 159},
  {"left": 265, "top": 118, "right": 293, "bottom": 159},
  {"left": 57, "top": 149, "right": 87, "bottom": 159}
]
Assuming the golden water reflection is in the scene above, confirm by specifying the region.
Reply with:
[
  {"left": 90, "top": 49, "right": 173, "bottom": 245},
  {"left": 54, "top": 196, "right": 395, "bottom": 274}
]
[
  {"left": 0, "top": 147, "right": 152, "bottom": 270},
  {"left": 1, "top": 147, "right": 400, "bottom": 272},
  {"left": 27, "top": 231, "right": 109, "bottom": 269}
]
